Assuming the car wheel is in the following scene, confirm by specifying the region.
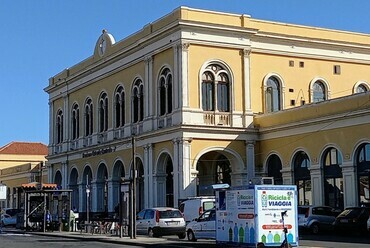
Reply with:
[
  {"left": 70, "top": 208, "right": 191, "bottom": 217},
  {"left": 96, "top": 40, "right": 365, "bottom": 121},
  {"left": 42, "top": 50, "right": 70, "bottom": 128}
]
[
  {"left": 311, "top": 223, "right": 319, "bottom": 234},
  {"left": 178, "top": 233, "right": 186, "bottom": 239},
  {"left": 187, "top": 230, "right": 197, "bottom": 241}
]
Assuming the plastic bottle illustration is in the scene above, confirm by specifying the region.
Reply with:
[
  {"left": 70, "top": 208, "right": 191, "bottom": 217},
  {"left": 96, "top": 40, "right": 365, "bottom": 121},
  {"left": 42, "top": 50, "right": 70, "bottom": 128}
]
[
  {"left": 261, "top": 191, "right": 267, "bottom": 207},
  {"left": 261, "top": 234, "right": 266, "bottom": 243},
  {"left": 233, "top": 223, "right": 238, "bottom": 242},
  {"left": 238, "top": 224, "right": 244, "bottom": 243},
  {"left": 244, "top": 222, "right": 249, "bottom": 243},
  {"left": 228, "top": 226, "right": 233, "bottom": 242},
  {"left": 287, "top": 232, "right": 294, "bottom": 243},
  {"left": 273, "top": 232, "right": 281, "bottom": 243},
  {"left": 249, "top": 225, "right": 255, "bottom": 243},
  {"left": 267, "top": 231, "right": 273, "bottom": 243}
]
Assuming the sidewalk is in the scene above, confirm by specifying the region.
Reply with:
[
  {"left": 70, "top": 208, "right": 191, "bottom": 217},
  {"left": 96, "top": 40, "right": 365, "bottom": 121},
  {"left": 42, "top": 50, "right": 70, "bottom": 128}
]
[{"left": 5, "top": 228, "right": 171, "bottom": 246}]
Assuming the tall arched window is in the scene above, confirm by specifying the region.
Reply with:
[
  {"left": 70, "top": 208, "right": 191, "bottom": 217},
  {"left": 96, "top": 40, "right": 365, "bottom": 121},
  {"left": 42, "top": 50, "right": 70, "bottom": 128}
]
[
  {"left": 71, "top": 104, "right": 79, "bottom": 140},
  {"left": 158, "top": 68, "right": 173, "bottom": 116},
  {"left": 265, "top": 76, "right": 281, "bottom": 113},
  {"left": 312, "top": 81, "right": 326, "bottom": 103},
  {"left": 356, "top": 143, "right": 370, "bottom": 206},
  {"left": 56, "top": 110, "right": 63, "bottom": 144},
  {"left": 201, "top": 64, "right": 230, "bottom": 112},
  {"left": 267, "top": 154, "right": 283, "bottom": 185},
  {"left": 84, "top": 98, "right": 93, "bottom": 136},
  {"left": 293, "top": 151, "right": 311, "bottom": 205},
  {"left": 99, "top": 92, "right": 108, "bottom": 132},
  {"left": 323, "top": 147, "right": 343, "bottom": 209},
  {"left": 132, "top": 79, "right": 144, "bottom": 123},
  {"left": 115, "top": 86, "right": 125, "bottom": 128}
]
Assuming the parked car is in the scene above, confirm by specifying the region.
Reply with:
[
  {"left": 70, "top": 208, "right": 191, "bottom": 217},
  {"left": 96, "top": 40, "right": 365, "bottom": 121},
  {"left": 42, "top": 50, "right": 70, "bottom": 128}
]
[
  {"left": 136, "top": 207, "right": 186, "bottom": 238},
  {"left": 186, "top": 208, "right": 216, "bottom": 241},
  {"left": 298, "top": 205, "right": 340, "bottom": 234},
  {"left": 367, "top": 215, "right": 370, "bottom": 232},
  {"left": 179, "top": 196, "right": 215, "bottom": 223},
  {"left": 1, "top": 213, "right": 17, "bottom": 227},
  {"left": 333, "top": 207, "right": 370, "bottom": 233}
]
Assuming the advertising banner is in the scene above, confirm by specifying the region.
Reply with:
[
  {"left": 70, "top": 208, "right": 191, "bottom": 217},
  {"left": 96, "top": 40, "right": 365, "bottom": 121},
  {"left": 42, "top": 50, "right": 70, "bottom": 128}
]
[{"left": 255, "top": 185, "right": 298, "bottom": 247}]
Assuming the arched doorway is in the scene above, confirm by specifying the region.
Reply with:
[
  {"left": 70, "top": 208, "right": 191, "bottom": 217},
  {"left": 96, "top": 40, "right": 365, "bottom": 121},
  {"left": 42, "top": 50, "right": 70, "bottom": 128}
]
[
  {"left": 156, "top": 153, "right": 174, "bottom": 207},
  {"left": 356, "top": 143, "right": 370, "bottom": 206},
  {"left": 96, "top": 163, "right": 108, "bottom": 214},
  {"left": 322, "top": 147, "right": 343, "bottom": 209},
  {"left": 197, "top": 152, "right": 232, "bottom": 196},
  {"left": 82, "top": 166, "right": 93, "bottom": 217},
  {"left": 293, "top": 151, "right": 311, "bottom": 205},
  {"left": 69, "top": 168, "right": 79, "bottom": 212},
  {"left": 112, "top": 160, "right": 125, "bottom": 214},
  {"left": 267, "top": 154, "right": 283, "bottom": 185},
  {"left": 54, "top": 171, "right": 62, "bottom": 187},
  {"left": 133, "top": 158, "right": 144, "bottom": 211}
]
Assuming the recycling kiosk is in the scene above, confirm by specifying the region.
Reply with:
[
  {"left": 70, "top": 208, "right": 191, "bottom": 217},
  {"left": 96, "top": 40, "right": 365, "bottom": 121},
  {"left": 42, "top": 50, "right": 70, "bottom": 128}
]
[{"left": 215, "top": 185, "right": 298, "bottom": 247}]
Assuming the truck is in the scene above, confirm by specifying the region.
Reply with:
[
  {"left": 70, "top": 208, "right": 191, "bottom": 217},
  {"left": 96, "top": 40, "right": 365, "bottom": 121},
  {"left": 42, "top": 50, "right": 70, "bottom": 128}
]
[{"left": 215, "top": 185, "right": 298, "bottom": 247}]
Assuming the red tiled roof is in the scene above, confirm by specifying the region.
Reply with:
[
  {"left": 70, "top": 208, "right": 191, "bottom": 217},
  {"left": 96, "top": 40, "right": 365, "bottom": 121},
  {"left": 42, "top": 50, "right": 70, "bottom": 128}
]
[{"left": 0, "top": 142, "right": 48, "bottom": 155}]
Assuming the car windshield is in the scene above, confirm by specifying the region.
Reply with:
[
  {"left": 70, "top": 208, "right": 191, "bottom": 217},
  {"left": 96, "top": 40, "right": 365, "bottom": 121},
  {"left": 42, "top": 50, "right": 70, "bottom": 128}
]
[
  {"left": 298, "top": 207, "right": 309, "bottom": 214},
  {"left": 159, "top": 210, "right": 182, "bottom": 218},
  {"left": 338, "top": 208, "right": 362, "bottom": 218}
]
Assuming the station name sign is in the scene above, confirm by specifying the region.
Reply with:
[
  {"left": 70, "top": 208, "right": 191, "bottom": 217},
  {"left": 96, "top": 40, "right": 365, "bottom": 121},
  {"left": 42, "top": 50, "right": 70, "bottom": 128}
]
[{"left": 82, "top": 146, "right": 116, "bottom": 158}]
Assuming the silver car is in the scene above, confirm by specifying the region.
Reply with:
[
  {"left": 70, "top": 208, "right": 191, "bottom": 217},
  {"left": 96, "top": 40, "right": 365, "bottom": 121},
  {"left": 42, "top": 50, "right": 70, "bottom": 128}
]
[
  {"left": 186, "top": 209, "right": 216, "bottom": 241},
  {"left": 136, "top": 207, "right": 186, "bottom": 239},
  {"left": 298, "top": 205, "right": 340, "bottom": 234}
]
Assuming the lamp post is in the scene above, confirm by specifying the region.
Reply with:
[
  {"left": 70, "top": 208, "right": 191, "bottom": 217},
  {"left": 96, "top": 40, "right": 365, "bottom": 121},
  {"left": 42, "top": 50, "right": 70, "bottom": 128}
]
[
  {"left": 129, "top": 134, "right": 137, "bottom": 239},
  {"left": 86, "top": 176, "right": 90, "bottom": 226}
]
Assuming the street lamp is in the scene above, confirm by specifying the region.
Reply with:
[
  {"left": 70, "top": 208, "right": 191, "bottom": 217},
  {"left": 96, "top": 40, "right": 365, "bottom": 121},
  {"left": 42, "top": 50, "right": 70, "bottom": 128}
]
[{"left": 86, "top": 176, "right": 90, "bottom": 226}]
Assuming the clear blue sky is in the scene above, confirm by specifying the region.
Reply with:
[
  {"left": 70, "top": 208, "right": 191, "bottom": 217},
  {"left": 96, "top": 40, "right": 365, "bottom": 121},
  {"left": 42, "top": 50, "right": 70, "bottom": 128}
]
[{"left": 0, "top": 0, "right": 369, "bottom": 146}]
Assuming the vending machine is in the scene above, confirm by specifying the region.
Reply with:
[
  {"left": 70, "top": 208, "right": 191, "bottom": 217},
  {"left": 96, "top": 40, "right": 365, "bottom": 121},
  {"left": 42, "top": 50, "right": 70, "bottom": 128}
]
[{"left": 215, "top": 185, "right": 298, "bottom": 247}]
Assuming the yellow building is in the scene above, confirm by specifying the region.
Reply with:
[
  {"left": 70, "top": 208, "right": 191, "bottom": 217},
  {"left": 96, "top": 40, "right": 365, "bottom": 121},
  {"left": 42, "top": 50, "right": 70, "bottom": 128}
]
[
  {"left": 0, "top": 142, "right": 48, "bottom": 208},
  {"left": 44, "top": 7, "right": 370, "bottom": 217}
]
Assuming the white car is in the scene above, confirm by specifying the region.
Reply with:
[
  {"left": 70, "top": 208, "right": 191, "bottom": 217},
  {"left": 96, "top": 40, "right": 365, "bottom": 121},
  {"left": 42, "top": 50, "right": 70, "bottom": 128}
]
[
  {"left": 136, "top": 207, "right": 186, "bottom": 239},
  {"left": 186, "top": 208, "right": 216, "bottom": 241},
  {"left": 179, "top": 196, "right": 215, "bottom": 224}
]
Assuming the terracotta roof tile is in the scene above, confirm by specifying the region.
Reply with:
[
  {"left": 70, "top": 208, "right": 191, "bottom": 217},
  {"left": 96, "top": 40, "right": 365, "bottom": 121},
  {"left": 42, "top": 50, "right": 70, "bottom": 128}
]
[{"left": 0, "top": 141, "right": 48, "bottom": 155}]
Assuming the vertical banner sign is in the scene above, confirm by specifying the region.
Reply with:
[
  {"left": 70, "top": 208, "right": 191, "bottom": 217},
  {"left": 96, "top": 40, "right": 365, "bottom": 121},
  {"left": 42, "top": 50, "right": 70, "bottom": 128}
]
[
  {"left": 0, "top": 185, "right": 7, "bottom": 200},
  {"left": 255, "top": 185, "right": 298, "bottom": 246}
]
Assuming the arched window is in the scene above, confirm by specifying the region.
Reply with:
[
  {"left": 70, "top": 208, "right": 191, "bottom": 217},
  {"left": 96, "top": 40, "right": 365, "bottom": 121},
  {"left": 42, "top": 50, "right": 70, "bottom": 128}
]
[
  {"left": 265, "top": 77, "right": 281, "bottom": 113},
  {"left": 215, "top": 155, "right": 231, "bottom": 186},
  {"left": 201, "top": 64, "right": 230, "bottom": 112},
  {"left": 114, "top": 86, "right": 125, "bottom": 128},
  {"left": 356, "top": 143, "right": 370, "bottom": 206},
  {"left": 293, "top": 151, "right": 311, "bottom": 205},
  {"left": 84, "top": 98, "right": 93, "bottom": 136},
  {"left": 71, "top": 104, "right": 79, "bottom": 140},
  {"left": 323, "top": 148, "right": 343, "bottom": 209},
  {"left": 267, "top": 154, "right": 283, "bottom": 185},
  {"left": 312, "top": 81, "right": 326, "bottom": 103},
  {"left": 99, "top": 92, "right": 108, "bottom": 132},
  {"left": 56, "top": 110, "right": 63, "bottom": 144},
  {"left": 356, "top": 84, "right": 368, "bottom": 94},
  {"left": 158, "top": 68, "right": 173, "bottom": 116},
  {"left": 132, "top": 79, "right": 144, "bottom": 123}
]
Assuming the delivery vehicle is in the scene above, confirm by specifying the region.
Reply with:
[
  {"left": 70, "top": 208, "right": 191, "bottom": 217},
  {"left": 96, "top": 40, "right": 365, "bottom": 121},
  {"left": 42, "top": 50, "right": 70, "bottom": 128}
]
[
  {"left": 215, "top": 185, "right": 299, "bottom": 247},
  {"left": 186, "top": 208, "right": 216, "bottom": 241},
  {"left": 136, "top": 207, "right": 186, "bottom": 238},
  {"left": 179, "top": 196, "right": 215, "bottom": 223}
]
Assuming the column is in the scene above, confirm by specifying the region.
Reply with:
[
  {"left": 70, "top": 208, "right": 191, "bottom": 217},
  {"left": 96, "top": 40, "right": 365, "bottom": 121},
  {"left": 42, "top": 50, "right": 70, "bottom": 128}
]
[
  {"left": 178, "top": 138, "right": 192, "bottom": 204},
  {"left": 341, "top": 161, "right": 357, "bottom": 208},
  {"left": 144, "top": 56, "right": 153, "bottom": 118},
  {"left": 245, "top": 141, "right": 255, "bottom": 182},
  {"left": 243, "top": 49, "right": 252, "bottom": 111},
  {"left": 172, "top": 139, "right": 179, "bottom": 206},
  {"left": 179, "top": 43, "right": 189, "bottom": 108},
  {"left": 309, "top": 163, "right": 323, "bottom": 206},
  {"left": 78, "top": 182, "right": 85, "bottom": 214},
  {"left": 144, "top": 144, "right": 154, "bottom": 208},
  {"left": 91, "top": 180, "right": 97, "bottom": 212},
  {"left": 61, "top": 162, "right": 68, "bottom": 189},
  {"left": 173, "top": 45, "right": 179, "bottom": 109},
  {"left": 49, "top": 101, "right": 54, "bottom": 146}
]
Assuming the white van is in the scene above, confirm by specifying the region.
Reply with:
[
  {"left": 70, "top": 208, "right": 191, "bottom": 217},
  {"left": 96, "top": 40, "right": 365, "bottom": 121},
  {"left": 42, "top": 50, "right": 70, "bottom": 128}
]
[{"left": 179, "top": 196, "right": 215, "bottom": 223}]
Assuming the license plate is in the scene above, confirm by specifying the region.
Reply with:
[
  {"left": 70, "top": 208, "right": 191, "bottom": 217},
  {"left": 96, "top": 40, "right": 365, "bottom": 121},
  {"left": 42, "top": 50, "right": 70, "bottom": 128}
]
[
  {"left": 166, "top": 221, "right": 179, "bottom": 226},
  {"left": 340, "top": 219, "right": 348, "bottom": 223}
]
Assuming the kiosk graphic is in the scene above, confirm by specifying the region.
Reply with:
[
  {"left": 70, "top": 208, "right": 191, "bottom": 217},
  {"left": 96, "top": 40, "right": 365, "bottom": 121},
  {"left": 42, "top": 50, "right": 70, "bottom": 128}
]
[{"left": 215, "top": 185, "right": 298, "bottom": 247}]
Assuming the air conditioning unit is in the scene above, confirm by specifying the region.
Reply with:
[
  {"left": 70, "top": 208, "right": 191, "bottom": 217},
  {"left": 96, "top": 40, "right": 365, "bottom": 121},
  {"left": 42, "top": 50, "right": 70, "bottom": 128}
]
[{"left": 261, "top": 177, "right": 274, "bottom": 185}]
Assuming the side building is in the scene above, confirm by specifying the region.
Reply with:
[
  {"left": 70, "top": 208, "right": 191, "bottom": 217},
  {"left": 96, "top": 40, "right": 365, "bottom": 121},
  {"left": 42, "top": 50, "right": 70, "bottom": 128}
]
[
  {"left": 0, "top": 142, "right": 48, "bottom": 209},
  {"left": 44, "top": 7, "right": 370, "bottom": 218}
]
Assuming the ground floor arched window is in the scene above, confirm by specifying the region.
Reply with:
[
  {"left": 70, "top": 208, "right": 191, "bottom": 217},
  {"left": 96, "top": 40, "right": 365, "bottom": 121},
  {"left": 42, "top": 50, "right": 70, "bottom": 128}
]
[
  {"left": 267, "top": 154, "right": 283, "bottom": 185},
  {"left": 293, "top": 151, "right": 311, "bottom": 205},
  {"left": 356, "top": 143, "right": 370, "bottom": 206}
]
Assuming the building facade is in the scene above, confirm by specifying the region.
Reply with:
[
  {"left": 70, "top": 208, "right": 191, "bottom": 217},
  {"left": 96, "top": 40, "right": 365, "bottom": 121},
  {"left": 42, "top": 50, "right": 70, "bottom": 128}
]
[
  {"left": 0, "top": 142, "right": 48, "bottom": 209},
  {"left": 44, "top": 7, "right": 370, "bottom": 217}
]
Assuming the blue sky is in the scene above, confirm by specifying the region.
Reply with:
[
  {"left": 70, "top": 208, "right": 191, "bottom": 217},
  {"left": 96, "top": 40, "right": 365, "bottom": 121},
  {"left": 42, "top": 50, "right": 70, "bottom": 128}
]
[{"left": 0, "top": 0, "right": 369, "bottom": 146}]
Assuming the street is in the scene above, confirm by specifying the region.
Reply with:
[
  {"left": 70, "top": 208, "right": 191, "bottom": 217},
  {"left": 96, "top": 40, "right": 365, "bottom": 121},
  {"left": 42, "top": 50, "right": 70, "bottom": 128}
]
[{"left": 0, "top": 227, "right": 369, "bottom": 248}]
